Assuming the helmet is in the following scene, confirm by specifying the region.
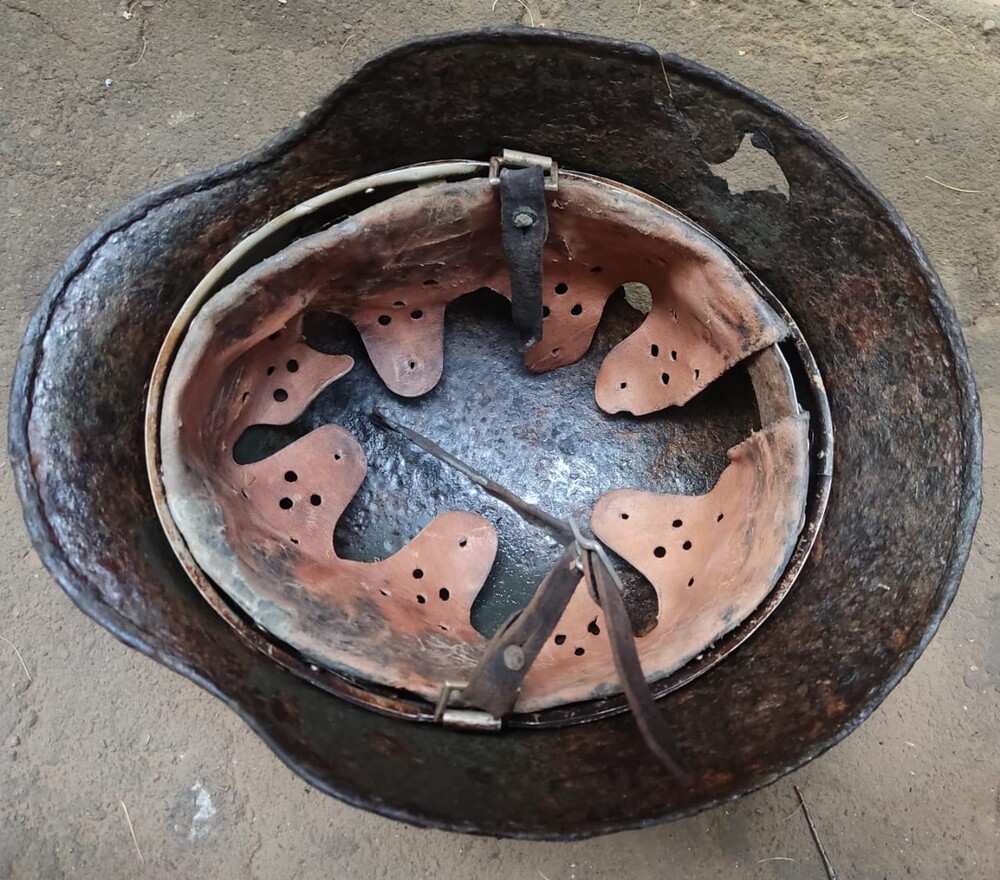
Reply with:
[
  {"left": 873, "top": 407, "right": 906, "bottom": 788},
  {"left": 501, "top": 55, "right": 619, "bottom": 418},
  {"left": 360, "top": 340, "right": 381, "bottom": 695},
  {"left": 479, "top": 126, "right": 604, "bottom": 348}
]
[{"left": 9, "top": 30, "right": 980, "bottom": 838}]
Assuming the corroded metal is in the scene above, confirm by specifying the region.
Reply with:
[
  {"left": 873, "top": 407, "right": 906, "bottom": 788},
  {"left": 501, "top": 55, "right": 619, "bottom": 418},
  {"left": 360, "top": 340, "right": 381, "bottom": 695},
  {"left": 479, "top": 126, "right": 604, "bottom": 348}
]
[{"left": 8, "top": 30, "right": 981, "bottom": 838}]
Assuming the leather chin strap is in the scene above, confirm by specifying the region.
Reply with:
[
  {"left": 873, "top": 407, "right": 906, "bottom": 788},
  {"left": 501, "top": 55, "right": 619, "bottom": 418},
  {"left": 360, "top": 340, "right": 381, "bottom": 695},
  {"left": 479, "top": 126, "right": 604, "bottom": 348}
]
[
  {"left": 373, "top": 412, "right": 688, "bottom": 779},
  {"left": 442, "top": 162, "right": 688, "bottom": 779},
  {"left": 458, "top": 534, "right": 689, "bottom": 782}
]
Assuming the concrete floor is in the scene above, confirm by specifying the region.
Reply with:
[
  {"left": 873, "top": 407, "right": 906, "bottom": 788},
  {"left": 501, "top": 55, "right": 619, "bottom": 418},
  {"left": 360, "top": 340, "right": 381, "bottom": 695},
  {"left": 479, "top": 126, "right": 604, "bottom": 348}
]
[{"left": 1, "top": 1, "right": 998, "bottom": 877}]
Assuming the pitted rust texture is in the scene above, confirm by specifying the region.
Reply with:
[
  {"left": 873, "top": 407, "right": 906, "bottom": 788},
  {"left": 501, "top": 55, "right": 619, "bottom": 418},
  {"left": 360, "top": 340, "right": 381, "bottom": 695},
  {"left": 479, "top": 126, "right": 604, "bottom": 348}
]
[{"left": 9, "top": 31, "right": 980, "bottom": 838}]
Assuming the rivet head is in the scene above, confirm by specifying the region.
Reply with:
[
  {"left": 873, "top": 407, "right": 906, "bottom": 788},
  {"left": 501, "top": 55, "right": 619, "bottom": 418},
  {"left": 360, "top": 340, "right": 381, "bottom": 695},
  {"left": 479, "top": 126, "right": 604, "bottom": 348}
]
[
  {"left": 512, "top": 209, "right": 536, "bottom": 229},
  {"left": 503, "top": 645, "right": 526, "bottom": 670}
]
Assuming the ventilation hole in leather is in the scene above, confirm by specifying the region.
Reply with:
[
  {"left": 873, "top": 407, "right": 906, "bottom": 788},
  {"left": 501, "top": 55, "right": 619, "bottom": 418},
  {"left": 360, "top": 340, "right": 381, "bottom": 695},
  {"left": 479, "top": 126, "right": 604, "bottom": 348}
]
[
  {"left": 241, "top": 391, "right": 250, "bottom": 402},
  {"left": 554, "top": 634, "right": 567, "bottom": 645},
  {"left": 410, "top": 310, "right": 423, "bottom": 320},
  {"left": 416, "top": 594, "right": 427, "bottom": 604},
  {"left": 413, "top": 569, "right": 424, "bottom": 579},
  {"left": 268, "top": 331, "right": 281, "bottom": 341},
  {"left": 310, "top": 494, "right": 322, "bottom": 506},
  {"left": 687, "top": 577, "right": 695, "bottom": 587},
  {"left": 423, "top": 279, "right": 438, "bottom": 286},
  {"left": 551, "top": 347, "right": 560, "bottom": 355},
  {"left": 570, "top": 304, "right": 583, "bottom": 316},
  {"left": 671, "top": 308, "right": 679, "bottom": 320},
  {"left": 279, "top": 497, "right": 293, "bottom": 510},
  {"left": 670, "top": 350, "right": 678, "bottom": 360},
  {"left": 587, "top": 618, "right": 601, "bottom": 636},
  {"left": 408, "top": 361, "right": 416, "bottom": 370},
  {"left": 622, "top": 282, "right": 652, "bottom": 314},
  {"left": 286, "top": 359, "right": 299, "bottom": 372},
  {"left": 619, "top": 381, "right": 627, "bottom": 389},
  {"left": 377, "top": 315, "right": 391, "bottom": 326},
  {"left": 694, "top": 369, "right": 701, "bottom": 380},
  {"left": 393, "top": 300, "right": 406, "bottom": 307},
  {"left": 555, "top": 282, "right": 568, "bottom": 295},
  {"left": 620, "top": 512, "right": 629, "bottom": 520},
  {"left": 240, "top": 489, "right": 249, "bottom": 499},
  {"left": 574, "top": 647, "right": 585, "bottom": 656},
  {"left": 590, "top": 265, "right": 602, "bottom": 273},
  {"left": 290, "top": 537, "right": 299, "bottom": 545},
  {"left": 650, "top": 344, "right": 659, "bottom": 357},
  {"left": 439, "top": 588, "right": 450, "bottom": 601},
  {"left": 379, "top": 588, "right": 390, "bottom": 597},
  {"left": 542, "top": 306, "right": 551, "bottom": 318},
  {"left": 273, "top": 388, "right": 288, "bottom": 402},
  {"left": 334, "top": 453, "right": 342, "bottom": 460},
  {"left": 458, "top": 537, "right": 468, "bottom": 547},
  {"left": 439, "top": 623, "right": 449, "bottom": 631},
  {"left": 682, "top": 540, "right": 692, "bottom": 550},
  {"left": 284, "top": 471, "right": 298, "bottom": 482},
  {"left": 653, "top": 546, "right": 666, "bottom": 558},
  {"left": 717, "top": 512, "right": 725, "bottom": 522},
  {"left": 672, "top": 519, "right": 682, "bottom": 528},
  {"left": 266, "top": 365, "right": 275, "bottom": 376},
  {"left": 660, "top": 372, "right": 670, "bottom": 385}
]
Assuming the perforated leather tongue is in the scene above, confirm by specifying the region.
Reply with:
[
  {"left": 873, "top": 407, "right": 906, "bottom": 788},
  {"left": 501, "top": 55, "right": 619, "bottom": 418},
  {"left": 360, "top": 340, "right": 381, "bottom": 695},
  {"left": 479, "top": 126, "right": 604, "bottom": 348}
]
[
  {"left": 158, "top": 169, "right": 807, "bottom": 712},
  {"left": 515, "top": 414, "right": 809, "bottom": 712}
]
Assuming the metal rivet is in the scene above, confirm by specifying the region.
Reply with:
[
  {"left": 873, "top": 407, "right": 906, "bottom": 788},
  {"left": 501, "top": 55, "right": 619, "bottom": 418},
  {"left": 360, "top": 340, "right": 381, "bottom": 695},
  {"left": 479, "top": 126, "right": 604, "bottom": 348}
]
[
  {"left": 512, "top": 209, "right": 536, "bottom": 228},
  {"left": 503, "top": 645, "right": 525, "bottom": 670}
]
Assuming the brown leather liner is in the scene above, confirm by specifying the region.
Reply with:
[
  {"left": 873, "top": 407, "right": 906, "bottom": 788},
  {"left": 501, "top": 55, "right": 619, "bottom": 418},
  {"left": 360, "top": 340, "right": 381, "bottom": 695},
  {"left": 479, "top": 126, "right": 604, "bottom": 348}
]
[
  {"left": 160, "top": 174, "right": 804, "bottom": 712},
  {"left": 516, "top": 414, "right": 809, "bottom": 712}
]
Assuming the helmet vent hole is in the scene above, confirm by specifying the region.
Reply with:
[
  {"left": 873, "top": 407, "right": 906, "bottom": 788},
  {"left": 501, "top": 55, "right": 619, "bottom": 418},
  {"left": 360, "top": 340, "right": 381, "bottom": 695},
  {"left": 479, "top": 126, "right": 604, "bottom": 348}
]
[
  {"left": 574, "top": 647, "right": 585, "bottom": 657},
  {"left": 284, "top": 471, "right": 298, "bottom": 482},
  {"left": 410, "top": 310, "right": 423, "bottom": 320},
  {"left": 266, "top": 365, "right": 276, "bottom": 376},
  {"left": 309, "top": 494, "right": 322, "bottom": 506},
  {"left": 286, "top": 359, "right": 299, "bottom": 372},
  {"left": 273, "top": 388, "right": 288, "bottom": 402},
  {"left": 555, "top": 282, "right": 568, "bottom": 294},
  {"left": 653, "top": 546, "right": 666, "bottom": 558},
  {"left": 416, "top": 594, "right": 426, "bottom": 604},
  {"left": 682, "top": 540, "right": 692, "bottom": 550},
  {"left": 570, "top": 304, "right": 583, "bottom": 316},
  {"left": 279, "top": 497, "right": 293, "bottom": 510},
  {"left": 412, "top": 569, "right": 424, "bottom": 579},
  {"left": 377, "top": 315, "right": 391, "bottom": 326},
  {"left": 554, "top": 634, "right": 567, "bottom": 646},
  {"left": 672, "top": 519, "right": 682, "bottom": 528},
  {"left": 660, "top": 372, "right": 670, "bottom": 385},
  {"left": 587, "top": 619, "right": 601, "bottom": 636},
  {"left": 439, "top": 588, "right": 450, "bottom": 601},
  {"left": 650, "top": 344, "right": 659, "bottom": 357},
  {"left": 423, "top": 279, "right": 438, "bottom": 286}
]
